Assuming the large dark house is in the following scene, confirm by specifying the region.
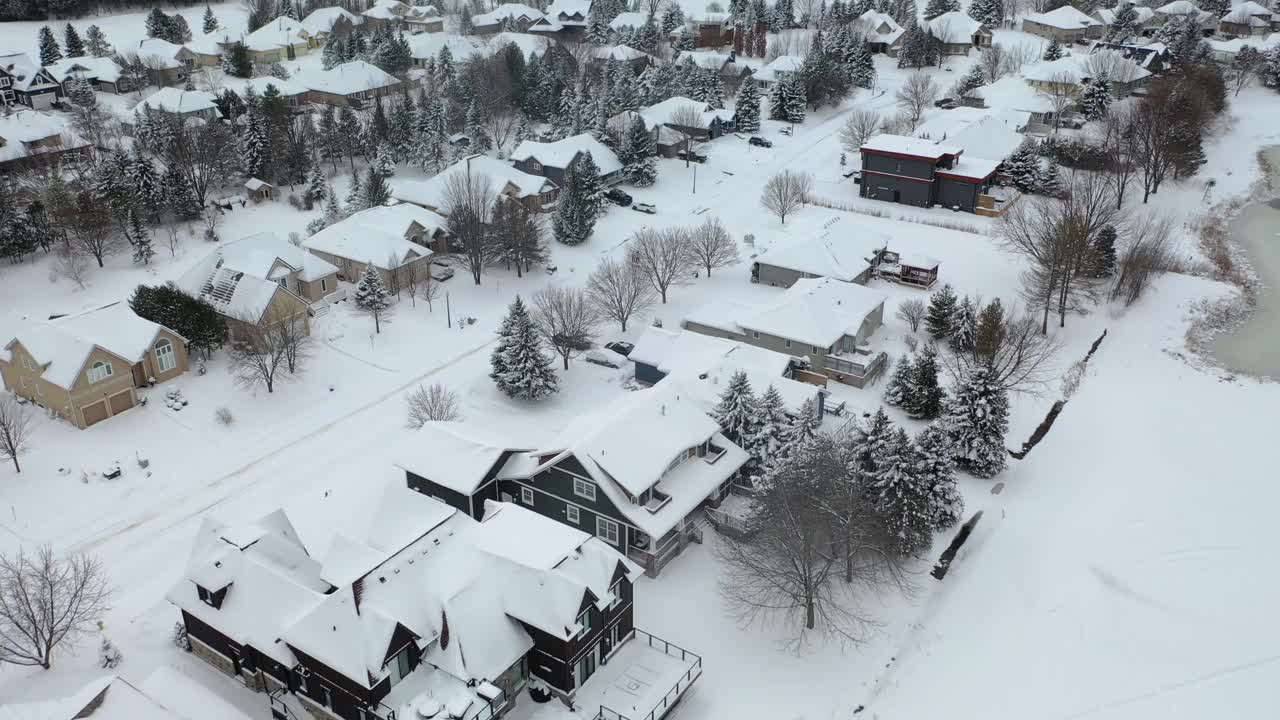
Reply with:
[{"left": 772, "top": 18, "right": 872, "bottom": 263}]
[
  {"left": 399, "top": 383, "right": 748, "bottom": 578},
  {"left": 169, "top": 482, "right": 702, "bottom": 720},
  {"left": 858, "top": 134, "right": 1001, "bottom": 214},
  {"left": 509, "top": 133, "right": 624, "bottom": 189}
]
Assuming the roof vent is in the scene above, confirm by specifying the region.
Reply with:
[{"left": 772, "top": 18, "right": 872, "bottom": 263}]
[
  {"left": 214, "top": 560, "right": 222, "bottom": 568},
  {"left": 378, "top": 576, "right": 386, "bottom": 583},
  {"left": 393, "top": 568, "right": 400, "bottom": 574},
  {"left": 433, "top": 538, "right": 440, "bottom": 545}
]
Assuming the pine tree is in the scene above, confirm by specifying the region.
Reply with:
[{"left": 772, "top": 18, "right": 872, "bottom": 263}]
[
  {"left": 308, "top": 166, "right": 327, "bottom": 204},
  {"left": 127, "top": 209, "right": 155, "bottom": 265},
  {"left": 322, "top": 37, "right": 345, "bottom": 69},
  {"left": 1042, "top": 36, "right": 1066, "bottom": 62},
  {"left": 490, "top": 296, "right": 524, "bottom": 384},
  {"left": 923, "top": 0, "right": 959, "bottom": 20},
  {"left": 662, "top": 2, "right": 686, "bottom": 34},
  {"left": 752, "top": 385, "right": 790, "bottom": 470},
  {"left": 99, "top": 636, "right": 123, "bottom": 669},
  {"left": 619, "top": 116, "right": 657, "bottom": 186},
  {"left": 896, "top": 16, "right": 935, "bottom": 69},
  {"left": 848, "top": 36, "right": 876, "bottom": 89},
  {"left": 374, "top": 145, "right": 395, "bottom": 179},
  {"left": 735, "top": 79, "right": 762, "bottom": 132},
  {"left": 345, "top": 172, "right": 364, "bottom": 213},
  {"left": 870, "top": 428, "right": 934, "bottom": 556},
  {"left": 241, "top": 109, "right": 268, "bottom": 179},
  {"left": 916, "top": 423, "right": 963, "bottom": 530},
  {"left": 497, "top": 298, "right": 560, "bottom": 400},
  {"left": 84, "top": 25, "right": 111, "bottom": 57},
  {"left": 223, "top": 43, "right": 252, "bottom": 78},
  {"left": 771, "top": 75, "right": 806, "bottom": 123},
  {"left": 778, "top": 398, "right": 820, "bottom": 463},
  {"left": 38, "top": 26, "right": 63, "bottom": 66},
  {"left": 713, "top": 370, "right": 760, "bottom": 449},
  {"left": 363, "top": 164, "right": 390, "bottom": 208},
  {"left": 167, "top": 14, "right": 193, "bottom": 44},
  {"left": 882, "top": 353, "right": 916, "bottom": 408},
  {"left": 202, "top": 5, "right": 218, "bottom": 34},
  {"left": 1079, "top": 74, "right": 1113, "bottom": 120},
  {"left": 437, "top": 45, "right": 455, "bottom": 83},
  {"left": 949, "top": 295, "right": 977, "bottom": 352},
  {"left": 552, "top": 153, "right": 602, "bottom": 245},
  {"left": 145, "top": 7, "right": 167, "bottom": 38},
  {"left": 1091, "top": 225, "right": 1118, "bottom": 278},
  {"left": 1037, "top": 162, "right": 1063, "bottom": 197},
  {"left": 945, "top": 364, "right": 1010, "bottom": 478},
  {"left": 63, "top": 24, "right": 86, "bottom": 58},
  {"left": 65, "top": 77, "right": 96, "bottom": 107},
  {"left": 925, "top": 283, "right": 957, "bottom": 338},
  {"left": 968, "top": 0, "right": 1003, "bottom": 26},
  {"left": 1003, "top": 137, "right": 1043, "bottom": 193},
  {"left": 1263, "top": 45, "right": 1280, "bottom": 89},
  {"left": 354, "top": 263, "right": 392, "bottom": 333},
  {"left": 849, "top": 407, "right": 894, "bottom": 476},
  {"left": 1105, "top": 4, "right": 1139, "bottom": 43},
  {"left": 466, "top": 100, "right": 492, "bottom": 153},
  {"left": 906, "top": 343, "right": 946, "bottom": 420},
  {"left": 956, "top": 63, "right": 986, "bottom": 97},
  {"left": 128, "top": 155, "right": 161, "bottom": 218},
  {"left": 972, "top": 298, "right": 1004, "bottom": 362}
]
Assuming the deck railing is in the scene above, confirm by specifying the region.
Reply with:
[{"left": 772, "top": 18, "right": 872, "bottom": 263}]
[{"left": 593, "top": 629, "right": 703, "bottom": 720}]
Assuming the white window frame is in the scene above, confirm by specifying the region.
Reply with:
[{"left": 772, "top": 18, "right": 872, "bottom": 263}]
[
  {"left": 596, "top": 516, "right": 619, "bottom": 546},
  {"left": 573, "top": 477, "right": 596, "bottom": 501},
  {"left": 608, "top": 579, "right": 623, "bottom": 611},
  {"left": 88, "top": 361, "right": 113, "bottom": 384},
  {"left": 521, "top": 486, "right": 534, "bottom": 505},
  {"left": 155, "top": 339, "right": 176, "bottom": 373},
  {"left": 751, "top": 330, "right": 759, "bottom": 339},
  {"left": 566, "top": 505, "right": 580, "bottom": 524},
  {"left": 784, "top": 339, "right": 792, "bottom": 349}
]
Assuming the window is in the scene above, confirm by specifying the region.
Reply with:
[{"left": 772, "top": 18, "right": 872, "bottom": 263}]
[
  {"left": 321, "top": 278, "right": 328, "bottom": 292},
  {"left": 608, "top": 580, "right": 623, "bottom": 611},
  {"left": 751, "top": 331, "right": 759, "bottom": 339},
  {"left": 784, "top": 339, "right": 792, "bottom": 349},
  {"left": 155, "top": 339, "right": 176, "bottom": 373},
  {"left": 596, "top": 517, "right": 619, "bottom": 546},
  {"left": 521, "top": 487, "right": 534, "bottom": 505},
  {"left": 573, "top": 477, "right": 596, "bottom": 501},
  {"left": 566, "top": 505, "right": 580, "bottom": 524},
  {"left": 812, "top": 346, "right": 821, "bottom": 355},
  {"left": 88, "top": 361, "right": 113, "bottom": 383},
  {"left": 576, "top": 609, "right": 594, "bottom": 636}
]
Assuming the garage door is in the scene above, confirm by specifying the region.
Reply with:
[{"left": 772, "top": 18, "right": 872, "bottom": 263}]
[
  {"left": 82, "top": 401, "right": 109, "bottom": 427},
  {"left": 108, "top": 390, "right": 135, "bottom": 416}
]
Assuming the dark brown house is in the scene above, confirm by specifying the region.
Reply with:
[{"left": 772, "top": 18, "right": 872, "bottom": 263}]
[{"left": 858, "top": 134, "right": 1001, "bottom": 213}]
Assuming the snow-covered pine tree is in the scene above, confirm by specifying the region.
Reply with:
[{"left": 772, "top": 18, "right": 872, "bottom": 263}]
[
  {"left": 145, "top": 7, "right": 167, "bottom": 38},
  {"left": 945, "top": 363, "right": 1010, "bottom": 478},
  {"left": 308, "top": 166, "right": 327, "bottom": 204},
  {"left": 363, "top": 164, "right": 390, "bottom": 208},
  {"left": 780, "top": 75, "right": 807, "bottom": 123},
  {"left": 849, "top": 406, "right": 894, "bottom": 477},
  {"left": 734, "top": 79, "right": 762, "bottom": 132},
  {"left": 1003, "top": 137, "right": 1043, "bottom": 193},
  {"left": 127, "top": 155, "right": 161, "bottom": 218},
  {"left": 498, "top": 301, "right": 560, "bottom": 400},
  {"left": 923, "top": 0, "right": 959, "bottom": 21},
  {"left": 955, "top": 63, "right": 986, "bottom": 98},
  {"left": 662, "top": 2, "right": 686, "bottom": 34},
  {"left": 345, "top": 172, "right": 365, "bottom": 214},
  {"left": 1042, "top": 36, "right": 1066, "bottom": 62},
  {"left": 972, "top": 298, "right": 1004, "bottom": 361},
  {"left": 870, "top": 427, "right": 934, "bottom": 555},
  {"left": 1079, "top": 73, "right": 1113, "bottom": 120},
  {"left": 882, "top": 352, "right": 916, "bottom": 407},
  {"left": 552, "top": 152, "right": 603, "bottom": 244},
  {"left": 780, "top": 396, "right": 821, "bottom": 458},
  {"left": 64, "top": 24, "right": 86, "bottom": 58},
  {"left": 896, "top": 16, "right": 931, "bottom": 69},
  {"left": 38, "top": 26, "right": 63, "bottom": 66},
  {"left": 949, "top": 295, "right": 977, "bottom": 352},
  {"left": 1105, "top": 4, "right": 1139, "bottom": 43},
  {"left": 490, "top": 297, "right": 525, "bottom": 384},
  {"left": 354, "top": 263, "right": 392, "bottom": 333},
  {"left": 84, "top": 25, "right": 111, "bottom": 57},
  {"left": 925, "top": 283, "right": 957, "bottom": 338},
  {"left": 240, "top": 109, "right": 268, "bottom": 179},
  {"left": 620, "top": 116, "right": 658, "bottom": 186},
  {"left": 752, "top": 385, "right": 790, "bottom": 469},
  {"left": 713, "top": 370, "right": 760, "bottom": 449},
  {"left": 203, "top": 5, "right": 218, "bottom": 34},
  {"left": 1263, "top": 45, "right": 1280, "bottom": 88},
  {"left": 967, "top": 0, "right": 1003, "bottom": 27},
  {"left": 1037, "top": 161, "right": 1063, "bottom": 197},
  {"left": 172, "top": 621, "right": 192, "bottom": 651},
  {"left": 374, "top": 145, "right": 396, "bottom": 179},
  {"left": 906, "top": 342, "right": 946, "bottom": 420},
  {"left": 1091, "top": 225, "right": 1118, "bottom": 278},
  {"left": 916, "top": 422, "right": 963, "bottom": 530},
  {"left": 848, "top": 36, "right": 876, "bottom": 89},
  {"left": 127, "top": 209, "right": 155, "bottom": 265}
]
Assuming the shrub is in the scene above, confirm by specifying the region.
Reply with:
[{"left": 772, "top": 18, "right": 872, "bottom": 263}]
[{"left": 215, "top": 407, "right": 234, "bottom": 426}]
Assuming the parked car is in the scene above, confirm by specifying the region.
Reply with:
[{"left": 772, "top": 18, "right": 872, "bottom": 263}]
[
  {"left": 779, "top": 125, "right": 794, "bottom": 136},
  {"left": 748, "top": 136, "right": 773, "bottom": 148},
  {"left": 934, "top": 97, "right": 959, "bottom": 109},
  {"left": 585, "top": 348, "right": 627, "bottom": 369},
  {"left": 632, "top": 202, "right": 657, "bottom": 214},
  {"left": 605, "top": 341, "right": 635, "bottom": 357},
  {"left": 604, "top": 188, "right": 633, "bottom": 206},
  {"left": 430, "top": 261, "right": 454, "bottom": 281},
  {"left": 676, "top": 150, "right": 707, "bottom": 163}
]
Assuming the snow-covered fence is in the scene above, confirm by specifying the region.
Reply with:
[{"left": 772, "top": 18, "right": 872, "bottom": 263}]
[{"left": 704, "top": 506, "right": 751, "bottom": 540}]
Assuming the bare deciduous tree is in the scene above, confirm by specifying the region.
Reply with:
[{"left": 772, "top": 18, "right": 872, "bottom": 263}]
[
  {"left": 0, "top": 545, "right": 110, "bottom": 669},
  {"left": 490, "top": 197, "right": 548, "bottom": 277},
  {"left": 418, "top": 278, "right": 442, "bottom": 312},
  {"left": 839, "top": 108, "right": 881, "bottom": 155},
  {"left": 533, "top": 286, "right": 600, "bottom": 370},
  {"left": 67, "top": 195, "right": 122, "bottom": 268},
  {"left": 405, "top": 383, "right": 462, "bottom": 428},
  {"left": 895, "top": 72, "right": 938, "bottom": 131},
  {"left": 941, "top": 308, "right": 1064, "bottom": 394},
  {"left": 54, "top": 246, "right": 91, "bottom": 290},
  {"left": 228, "top": 310, "right": 310, "bottom": 393},
  {"left": 586, "top": 257, "right": 655, "bottom": 333},
  {"left": 760, "top": 170, "right": 813, "bottom": 225},
  {"left": 626, "top": 227, "right": 694, "bottom": 304},
  {"left": 687, "top": 216, "right": 739, "bottom": 277},
  {"left": 403, "top": 261, "right": 424, "bottom": 307},
  {"left": 0, "top": 395, "right": 34, "bottom": 474},
  {"left": 668, "top": 105, "right": 708, "bottom": 168},
  {"left": 441, "top": 169, "right": 498, "bottom": 285},
  {"left": 1111, "top": 213, "right": 1178, "bottom": 305},
  {"left": 895, "top": 298, "right": 926, "bottom": 332},
  {"left": 979, "top": 45, "right": 1006, "bottom": 82},
  {"left": 1036, "top": 71, "right": 1077, "bottom": 130},
  {"left": 1093, "top": 104, "right": 1139, "bottom": 209}
]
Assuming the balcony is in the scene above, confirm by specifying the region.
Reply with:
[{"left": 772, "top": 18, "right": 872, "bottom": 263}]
[
  {"left": 825, "top": 348, "right": 888, "bottom": 388},
  {"left": 588, "top": 630, "right": 702, "bottom": 720}
]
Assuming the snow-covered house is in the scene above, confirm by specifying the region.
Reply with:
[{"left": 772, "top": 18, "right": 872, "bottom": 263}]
[
  {"left": 963, "top": 75, "right": 1059, "bottom": 127},
  {"left": 1220, "top": 0, "right": 1276, "bottom": 37},
  {"left": 291, "top": 60, "right": 401, "bottom": 107},
  {"left": 510, "top": 133, "right": 624, "bottom": 188},
  {"left": 178, "top": 247, "right": 313, "bottom": 340},
  {"left": 1153, "top": 0, "right": 1219, "bottom": 34},
  {"left": 137, "top": 87, "right": 220, "bottom": 122},
  {"left": 45, "top": 56, "right": 127, "bottom": 95},
  {"left": 472, "top": 3, "right": 545, "bottom": 34},
  {"left": 1087, "top": 40, "right": 1173, "bottom": 74},
  {"left": 855, "top": 10, "right": 905, "bottom": 54},
  {"left": 610, "top": 96, "right": 736, "bottom": 157},
  {"left": 751, "top": 54, "right": 804, "bottom": 89},
  {"left": 51, "top": 301, "right": 190, "bottom": 389},
  {"left": 677, "top": 10, "right": 732, "bottom": 48},
  {"left": 222, "top": 75, "right": 308, "bottom": 106},
  {"left": 1091, "top": 3, "right": 1159, "bottom": 35},
  {"left": 407, "top": 33, "right": 486, "bottom": 67},
  {"left": 132, "top": 38, "right": 197, "bottom": 86},
  {"left": 185, "top": 27, "right": 242, "bottom": 66},
  {"left": 1, "top": 673, "right": 253, "bottom": 720},
  {"left": 858, "top": 134, "right": 1003, "bottom": 215},
  {"left": 169, "top": 479, "right": 685, "bottom": 720},
  {"left": 0, "top": 52, "right": 59, "bottom": 110},
  {"left": 0, "top": 313, "right": 142, "bottom": 429},
  {"left": 303, "top": 205, "right": 438, "bottom": 290},
  {"left": 211, "top": 232, "right": 341, "bottom": 304},
  {"left": 914, "top": 109, "right": 1029, "bottom": 164},
  {"left": 588, "top": 44, "right": 654, "bottom": 72},
  {"left": 1023, "top": 49, "right": 1153, "bottom": 97},
  {"left": 301, "top": 6, "right": 364, "bottom": 46},
  {"left": 751, "top": 231, "right": 892, "bottom": 288},
  {"left": 0, "top": 110, "right": 91, "bottom": 173},
  {"left": 678, "top": 49, "right": 750, "bottom": 83},
  {"left": 361, "top": 0, "right": 410, "bottom": 29},
  {"left": 393, "top": 155, "right": 560, "bottom": 214},
  {"left": 403, "top": 382, "right": 749, "bottom": 577},
  {"left": 242, "top": 16, "right": 311, "bottom": 63},
  {"left": 1206, "top": 31, "right": 1280, "bottom": 61},
  {"left": 684, "top": 277, "right": 889, "bottom": 387},
  {"left": 1021, "top": 5, "right": 1104, "bottom": 43},
  {"left": 926, "top": 11, "right": 992, "bottom": 55},
  {"left": 488, "top": 31, "right": 552, "bottom": 60},
  {"left": 609, "top": 11, "right": 649, "bottom": 32},
  {"left": 403, "top": 5, "right": 445, "bottom": 33},
  {"left": 528, "top": 0, "right": 590, "bottom": 36}
]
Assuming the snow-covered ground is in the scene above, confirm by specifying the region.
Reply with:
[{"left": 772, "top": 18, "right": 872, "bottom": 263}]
[{"left": 3, "top": 3, "right": 1280, "bottom": 717}]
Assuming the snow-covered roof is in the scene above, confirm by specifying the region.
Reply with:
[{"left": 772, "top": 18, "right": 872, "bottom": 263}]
[
  {"left": 510, "top": 133, "right": 623, "bottom": 175},
  {"left": 302, "top": 6, "right": 365, "bottom": 34},
  {"left": 938, "top": 154, "right": 1002, "bottom": 181},
  {"left": 303, "top": 205, "right": 436, "bottom": 270},
  {"left": 408, "top": 32, "right": 487, "bottom": 60},
  {"left": 406, "top": 5, "right": 443, "bottom": 21},
  {"left": 292, "top": 60, "right": 400, "bottom": 96},
  {"left": 216, "top": 231, "right": 338, "bottom": 283},
  {"left": 139, "top": 87, "right": 218, "bottom": 115},
  {"left": 630, "top": 95, "right": 734, "bottom": 128},
  {"left": 362, "top": 0, "right": 408, "bottom": 20},
  {"left": 0, "top": 673, "right": 248, "bottom": 720},
  {"left": 44, "top": 56, "right": 123, "bottom": 84},
  {"left": 755, "top": 232, "right": 890, "bottom": 283},
  {"left": 609, "top": 11, "right": 649, "bottom": 30},
  {"left": 0, "top": 313, "right": 124, "bottom": 389},
  {"left": 970, "top": 76, "right": 1056, "bottom": 113},
  {"left": 1222, "top": 2, "right": 1272, "bottom": 23},
  {"left": 393, "top": 155, "right": 557, "bottom": 210},
  {"left": 1207, "top": 31, "right": 1280, "bottom": 56},
  {"left": 753, "top": 55, "right": 804, "bottom": 83},
  {"left": 1024, "top": 49, "right": 1152, "bottom": 84},
  {"left": 178, "top": 253, "right": 292, "bottom": 323},
  {"left": 927, "top": 11, "right": 986, "bottom": 43},
  {"left": 1155, "top": 0, "right": 1199, "bottom": 14},
  {"left": 473, "top": 2, "right": 544, "bottom": 26},
  {"left": 243, "top": 16, "right": 309, "bottom": 52},
  {"left": 222, "top": 75, "right": 307, "bottom": 98},
  {"left": 935, "top": 114, "right": 1028, "bottom": 161},
  {"left": 134, "top": 37, "right": 190, "bottom": 68},
  {"left": 1095, "top": 4, "right": 1156, "bottom": 24},
  {"left": 0, "top": 111, "right": 87, "bottom": 164},
  {"left": 856, "top": 11, "right": 904, "bottom": 44},
  {"left": 678, "top": 49, "right": 732, "bottom": 70},
  {"left": 1025, "top": 5, "right": 1101, "bottom": 29},
  {"left": 138, "top": 667, "right": 256, "bottom": 720},
  {"left": 631, "top": 326, "right": 793, "bottom": 380},
  {"left": 0, "top": 52, "right": 57, "bottom": 92},
  {"left": 738, "top": 277, "right": 888, "bottom": 348},
  {"left": 591, "top": 44, "right": 652, "bottom": 62},
  {"left": 489, "top": 31, "right": 551, "bottom": 58},
  {"left": 862, "top": 133, "right": 962, "bottom": 159},
  {"left": 544, "top": 0, "right": 590, "bottom": 23},
  {"left": 185, "top": 27, "right": 240, "bottom": 56},
  {"left": 396, "top": 422, "right": 544, "bottom": 495},
  {"left": 51, "top": 302, "right": 184, "bottom": 365}
]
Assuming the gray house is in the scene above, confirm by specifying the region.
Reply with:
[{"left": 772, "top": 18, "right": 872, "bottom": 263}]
[
  {"left": 858, "top": 134, "right": 1001, "bottom": 214},
  {"left": 752, "top": 232, "right": 891, "bottom": 288},
  {"left": 509, "top": 133, "right": 624, "bottom": 187},
  {"left": 683, "top": 277, "right": 889, "bottom": 388}
]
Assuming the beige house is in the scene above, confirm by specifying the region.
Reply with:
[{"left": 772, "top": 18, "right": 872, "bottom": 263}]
[
  {"left": 290, "top": 60, "right": 401, "bottom": 108},
  {"left": 404, "top": 6, "right": 445, "bottom": 33},
  {"left": 179, "top": 253, "right": 313, "bottom": 343},
  {"left": 52, "top": 302, "right": 190, "bottom": 388},
  {"left": 393, "top": 155, "right": 560, "bottom": 214},
  {"left": 242, "top": 17, "right": 311, "bottom": 63},
  {"left": 927, "top": 12, "right": 992, "bottom": 55},
  {"left": 683, "top": 277, "right": 889, "bottom": 388},
  {"left": 1022, "top": 5, "right": 1104, "bottom": 43},
  {"left": 303, "top": 205, "right": 438, "bottom": 293},
  {"left": 301, "top": 6, "right": 364, "bottom": 47},
  {"left": 134, "top": 38, "right": 197, "bottom": 87},
  {"left": 216, "top": 232, "right": 341, "bottom": 303}
]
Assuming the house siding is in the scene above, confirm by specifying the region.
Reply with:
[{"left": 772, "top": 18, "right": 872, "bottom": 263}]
[
  {"left": 405, "top": 470, "right": 473, "bottom": 516},
  {"left": 936, "top": 177, "right": 981, "bottom": 212},
  {"left": 137, "top": 327, "right": 190, "bottom": 385},
  {"left": 67, "top": 346, "right": 140, "bottom": 428},
  {"left": 290, "top": 645, "right": 380, "bottom": 720}
]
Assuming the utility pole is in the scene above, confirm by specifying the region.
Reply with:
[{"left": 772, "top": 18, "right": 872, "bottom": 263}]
[{"left": 446, "top": 292, "right": 452, "bottom": 329}]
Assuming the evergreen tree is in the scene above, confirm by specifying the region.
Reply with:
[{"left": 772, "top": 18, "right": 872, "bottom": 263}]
[
  {"left": 972, "top": 298, "right": 1004, "bottom": 362},
  {"left": 925, "top": 283, "right": 957, "bottom": 338},
  {"left": 968, "top": 0, "right": 1004, "bottom": 26},
  {"left": 1037, "top": 162, "right": 1063, "bottom": 197},
  {"left": 437, "top": 45, "right": 455, "bottom": 83},
  {"left": 870, "top": 428, "right": 934, "bottom": 556},
  {"left": 145, "top": 7, "right": 167, "bottom": 38},
  {"left": 63, "top": 24, "right": 86, "bottom": 58},
  {"left": 713, "top": 370, "right": 760, "bottom": 448},
  {"left": 1263, "top": 45, "right": 1280, "bottom": 89},
  {"left": 1079, "top": 73, "right": 1113, "bottom": 120},
  {"left": 848, "top": 36, "right": 876, "bottom": 89},
  {"left": 945, "top": 364, "right": 1010, "bottom": 478},
  {"left": 127, "top": 209, "right": 155, "bottom": 265},
  {"left": 345, "top": 172, "right": 364, "bottom": 212},
  {"left": 130, "top": 284, "right": 227, "bottom": 357},
  {"left": 354, "top": 263, "right": 392, "bottom": 332},
  {"left": 882, "top": 352, "right": 916, "bottom": 408},
  {"left": 923, "top": 0, "right": 959, "bottom": 20},
  {"left": 780, "top": 397, "right": 820, "bottom": 455},
  {"left": 496, "top": 297, "right": 559, "bottom": 400},
  {"left": 772, "top": 75, "right": 806, "bottom": 123},
  {"left": 222, "top": 43, "right": 252, "bottom": 77},
  {"left": 1091, "top": 225, "right": 1118, "bottom": 278},
  {"left": 490, "top": 298, "right": 521, "bottom": 384},
  {"left": 1042, "top": 36, "right": 1066, "bottom": 62},
  {"left": 307, "top": 166, "right": 327, "bottom": 204},
  {"left": 1105, "top": 4, "right": 1139, "bottom": 43},
  {"left": 752, "top": 385, "right": 789, "bottom": 471},
  {"left": 956, "top": 63, "right": 986, "bottom": 97},
  {"left": 849, "top": 407, "right": 894, "bottom": 477},
  {"left": 1003, "top": 137, "right": 1043, "bottom": 193},
  {"left": 735, "top": 79, "right": 762, "bottom": 132},
  {"left": 916, "top": 423, "right": 963, "bottom": 530},
  {"left": 65, "top": 77, "right": 96, "bottom": 107},
  {"left": 84, "top": 25, "right": 111, "bottom": 57},
  {"left": 466, "top": 100, "right": 492, "bottom": 152},
  {"left": 127, "top": 155, "right": 161, "bottom": 218},
  {"left": 619, "top": 116, "right": 657, "bottom": 186},
  {"left": 552, "top": 153, "right": 603, "bottom": 245},
  {"left": 38, "top": 26, "right": 63, "bottom": 66},
  {"left": 374, "top": 145, "right": 395, "bottom": 178},
  {"left": 896, "top": 16, "right": 936, "bottom": 69},
  {"left": 240, "top": 108, "right": 268, "bottom": 179},
  {"left": 662, "top": 2, "right": 686, "bottom": 34},
  {"left": 949, "top": 295, "right": 977, "bottom": 352},
  {"left": 906, "top": 343, "right": 946, "bottom": 420},
  {"left": 363, "top": 164, "right": 390, "bottom": 208},
  {"left": 203, "top": 5, "right": 218, "bottom": 34},
  {"left": 322, "top": 37, "right": 345, "bottom": 69}
]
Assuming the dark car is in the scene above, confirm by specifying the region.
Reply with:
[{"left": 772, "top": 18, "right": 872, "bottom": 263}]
[
  {"left": 677, "top": 150, "right": 708, "bottom": 163},
  {"left": 934, "top": 97, "right": 959, "bottom": 109},
  {"left": 605, "top": 341, "right": 635, "bottom": 356},
  {"left": 604, "top": 188, "right": 633, "bottom": 206},
  {"left": 748, "top": 136, "right": 773, "bottom": 148}
]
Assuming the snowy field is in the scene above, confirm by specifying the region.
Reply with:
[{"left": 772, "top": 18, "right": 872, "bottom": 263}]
[{"left": 3, "top": 3, "right": 1280, "bottom": 718}]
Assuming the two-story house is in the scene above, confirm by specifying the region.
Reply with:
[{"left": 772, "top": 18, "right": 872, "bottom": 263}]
[
  {"left": 510, "top": 133, "right": 624, "bottom": 188},
  {"left": 609, "top": 96, "right": 736, "bottom": 158},
  {"left": 169, "top": 481, "right": 700, "bottom": 720},
  {"left": 361, "top": 0, "right": 410, "bottom": 29},
  {"left": 855, "top": 10, "right": 904, "bottom": 54},
  {"left": 403, "top": 5, "right": 445, "bottom": 33},
  {"left": 401, "top": 383, "right": 749, "bottom": 577},
  {"left": 45, "top": 56, "right": 128, "bottom": 95},
  {"left": 472, "top": 3, "right": 545, "bottom": 34},
  {"left": 214, "top": 232, "right": 341, "bottom": 303},
  {"left": 684, "top": 277, "right": 890, "bottom": 388},
  {"left": 0, "top": 52, "right": 59, "bottom": 110},
  {"left": 1219, "top": 1, "right": 1276, "bottom": 37},
  {"left": 50, "top": 301, "right": 190, "bottom": 390},
  {"left": 752, "top": 54, "right": 803, "bottom": 89},
  {"left": 858, "top": 134, "right": 1002, "bottom": 214},
  {"left": 927, "top": 11, "right": 992, "bottom": 55},
  {"left": 177, "top": 247, "right": 314, "bottom": 343},
  {"left": 528, "top": 0, "right": 590, "bottom": 37},
  {"left": 133, "top": 38, "right": 198, "bottom": 86}
]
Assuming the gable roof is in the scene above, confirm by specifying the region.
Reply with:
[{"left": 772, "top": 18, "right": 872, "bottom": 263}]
[
  {"left": 291, "top": 60, "right": 399, "bottom": 96},
  {"left": 362, "top": 0, "right": 408, "bottom": 20},
  {"left": 0, "top": 313, "right": 128, "bottom": 388},
  {"left": 544, "top": 0, "right": 590, "bottom": 23},
  {"left": 609, "top": 11, "right": 649, "bottom": 29},
  {"left": 407, "top": 33, "right": 486, "bottom": 60},
  {"left": 753, "top": 55, "right": 804, "bottom": 83},
  {"left": 302, "top": 6, "right": 365, "bottom": 34},
  {"left": 396, "top": 422, "right": 544, "bottom": 495},
  {"left": 243, "top": 16, "right": 309, "bottom": 52},
  {"left": 51, "top": 302, "right": 185, "bottom": 365},
  {"left": 927, "top": 11, "right": 986, "bottom": 42},
  {"left": 217, "top": 231, "right": 338, "bottom": 282},
  {"left": 392, "top": 155, "right": 557, "bottom": 210},
  {"left": 139, "top": 87, "right": 218, "bottom": 115},
  {"left": 0, "top": 111, "right": 88, "bottom": 164},
  {"left": 473, "top": 2, "right": 544, "bottom": 26},
  {"left": 625, "top": 95, "right": 734, "bottom": 129},
  {"left": 177, "top": 253, "right": 297, "bottom": 323},
  {"left": 754, "top": 231, "right": 891, "bottom": 283},
  {"left": 856, "top": 10, "right": 905, "bottom": 44},
  {"left": 134, "top": 37, "right": 191, "bottom": 68},
  {"left": 44, "top": 56, "right": 123, "bottom": 84},
  {"left": 0, "top": 53, "right": 57, "bottom": 92},
  {"left": 1026, "top": 4, "right": 1101, "bottom": 29},
  {"left": 302, "top": 205, "right": 437, "bottom": 269},
  {"left": 510, "top": 133, "right": 623, "bottom": 175},
  {"left": 591, "top": 44, "right": 652, "bottom": 62},
  {"left": 862, "top": 133, "right": 962, "bottom": 159},
  {"left": 738, "top": 277, "right": 887, "bottom": 348},
  {"left": 678, "top": 49, "right": 733, "bottom": 70}
]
